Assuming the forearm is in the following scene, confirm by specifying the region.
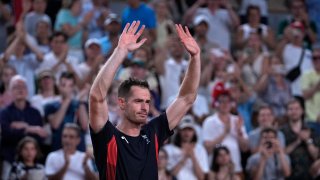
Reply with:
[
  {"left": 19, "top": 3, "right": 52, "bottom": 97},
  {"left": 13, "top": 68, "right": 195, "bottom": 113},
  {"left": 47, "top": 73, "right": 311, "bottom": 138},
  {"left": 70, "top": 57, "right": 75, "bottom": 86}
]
[
  {"left": 171, "top": 158, "right": 187, "bottom": 176},
  {"left": 278, "top": 152, "right": 291, "bottom": 177},
  {"left": 307, "top": 143, "right": 319, "bottom": 160},
  {"left": 191, "top": 156, "right": 205, "bottom": 180},
  {"left": 78, "top": 104, "right": 89, "bottom": 131},
  {"left": 227, "top": 6, "right": 240, "bottom": 28},
  {"left": 50, "top": 99, "right": 71, "bottom": 129},
  {"left": 84, "top": 165, "right": 98, "bottom": 180},
  {"left": 48, "top": 163, "right": 68, "bottom": 180},
  {"left": 237, "top": 136, "right": 249, "bottom": 152},
  {"left": 303, "top": 85, "right": 319, "bottom": 100},
  {"left": 285, "top": 139, "right": 300, "bottom": 154},
  {"left": 3, "top": 37, "right": 20, "bottom": 61},
  {"left": 254, "top": 74, "right": 268, "bottom": 93},
  {"left": 204, "top": 133, "right": 227, "bottom": 153},
  {"left": 253, "top": 158, "right": 266, "bottom": 180}
]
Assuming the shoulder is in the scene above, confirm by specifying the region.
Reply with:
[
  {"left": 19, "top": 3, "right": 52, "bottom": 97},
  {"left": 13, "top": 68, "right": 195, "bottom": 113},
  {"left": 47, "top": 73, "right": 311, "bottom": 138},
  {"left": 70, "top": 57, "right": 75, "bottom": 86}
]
[{"left": 47, "top": 150, "right": 63, "bottom": 159}]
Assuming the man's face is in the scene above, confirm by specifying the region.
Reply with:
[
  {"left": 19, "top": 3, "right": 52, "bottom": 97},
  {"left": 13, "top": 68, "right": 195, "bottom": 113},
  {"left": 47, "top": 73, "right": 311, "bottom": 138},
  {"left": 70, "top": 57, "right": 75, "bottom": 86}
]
[
  {"left": 62, "top": 128, "right": 80, "bottom": 151},
  {"left": 33, "top": 0, "right": 47, "bottom": 13},
  {"left": 287, "top": 102, "right": 303, "bottom": 121},
  {"left": 217, "top": 95, "right": 232, "bottom": 114},
  {"left": 36, "top": 22, "right": 50, "bottom": 37},
  {"left": 11, "top": 80, "right": 28, "bottom": 101},
  {"left": 51, "top": 35, "right": 66, "bottom": 55},
  {"left": 119, "top": 86, "right": 151, "bottom": 125},
  {"left": 85, "top": 44, "right": 101, "bottom": 60},
  {"left": 58, "top": 78, "right": 75, "bottom": 97},
  {"left": 261, "top": 132, "right": 277, "bottom": 152},
  {"left": 258, "top": 108, "right": 274, "bottom": 128},
  {"left": 290, "top": 0, "right": 305, "bottom": 17}
]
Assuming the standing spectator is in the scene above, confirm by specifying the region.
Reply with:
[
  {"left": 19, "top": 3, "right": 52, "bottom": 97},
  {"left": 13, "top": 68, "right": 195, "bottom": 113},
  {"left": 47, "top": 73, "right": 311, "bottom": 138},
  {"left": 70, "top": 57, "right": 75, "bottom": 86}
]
[
  {"left": 184, "top": 0, "right": 240, "bottom": 50},
  {"left": 37, "top": 31, "right": 79, "bottom": 81},
  {"left": 208, "top": 146, "right": 240, "bottom": 180},
  {"left": 278, "top": 0, "right": 317, "bottom": 49},
  {"left": 202, "top": 92, "right": 248, "bottom": 174},
  {"left": 55, "top": 0, "right": 93, "bottom": 61},
  {"left": 0, "top": 65, "right": 16, "bottom": 109},
  {"left": 301, "top": 48, "right": 320, "bottom": 122},
  {"left": 164, "top": 116, "right": 209, "bottom": 180},
  {"left": 248, "top": 105, "right": 286, "bottom": 153},
  {"left": 280, "top": 98, "right": 320, "bottom": 180},
  {"left": 238, "top": 0, "right": 268, "bottom": 24},
  {"left": 9, "top": 137, "right": 46, "bottom": 180},
  {"left": 45, "top": 123, "right": 97, "bottom": 180},
  {"left": 34, "top": 16, "right": 52, "bottom": 54},
  {"left": 0, "top": 75, "right": 47, "bottom": 180},
  {"left": 236, "top": 5, "right": 275, "bottom": 50},
  {"left": 45, "top": 72, "right": 88, "bottom": 151},
  {"left": 24, "top": 0, "right": 50, "bottom": 37},
  {"left": 0, "top": 0, "right": 12, "bottom": 53},
  {"left": 158, "top": 148, "right": 176, "bottom": 180},
  {"left": 246, "top": 127, "right": 291, "bottom": 180}
]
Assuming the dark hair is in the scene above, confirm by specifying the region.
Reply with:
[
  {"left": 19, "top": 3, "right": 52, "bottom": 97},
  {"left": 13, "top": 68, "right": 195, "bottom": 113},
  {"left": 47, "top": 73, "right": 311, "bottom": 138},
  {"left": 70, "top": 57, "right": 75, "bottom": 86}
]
[
  {"left": 16, "top": 136, "right": 42, "bottom": 162},
  {"left": 246, "top": 5, "right": 261, "bottom": 18},
  {"left": 173, "top": 127, "right": 197, "bottom": 147},
  {"left": 63, "top": 123, "right": 81, "bottom": 137},
  {"left": 211, "top": 146, "right": 231, "bottom": 172},
  {"left": 260, "top": 127, "right": 277, "bottom": 138},
  {"left": 0, "top": 65, "right": 16, "bottom": 94},
  {"left": 49, "top": 31, "right": 68, "bottom": 42},
  {"left": 257, "top": 104, "right": 273, "bottom": 116},
  {"left": 118, "top": 78, "right": 149, "bottom": 99},
  {"left": 286, "top": 96, "right": 305, "bottom": 119},
  {"left": 60, "top": 72, "right": 76, "bottom": 83},
  {"left": 216, "top": 91, "right": 232, "bottom": 102}
]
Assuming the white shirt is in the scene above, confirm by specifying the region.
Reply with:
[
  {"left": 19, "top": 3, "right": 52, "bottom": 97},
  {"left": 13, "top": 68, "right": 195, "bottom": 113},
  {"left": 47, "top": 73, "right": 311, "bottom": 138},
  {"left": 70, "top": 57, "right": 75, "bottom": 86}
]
[
  {"left": 164, "top": 143, "right": 209, "bottom": 180},
  {"left": 45, "top": 150, "right": 94, "bottom": 180},
  {"left": 30, "top": 94, "right": 60, "bottom": 117},
  {"left": 282, "top": 43, "right": 313, "bottom": 95},
  {"left": 239, "top": 0, "right": 268, "bottom": 16},
  {"left": 202, "top": 113, "right": 248, "bottom": 172},
  {"left": 76, "top": 62, "right": 91, "bottom": 80},
  {"left": 37, "top": 52, "right": 80, "bottom": 81},
  {"left": 160, "top": 57, "right": 188, "bottom": 109}
]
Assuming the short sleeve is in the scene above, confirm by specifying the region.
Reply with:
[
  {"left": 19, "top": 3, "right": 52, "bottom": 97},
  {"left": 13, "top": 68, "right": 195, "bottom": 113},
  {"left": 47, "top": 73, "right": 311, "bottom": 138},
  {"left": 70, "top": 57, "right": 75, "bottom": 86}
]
[
  {"left": 146, "top": 112, "right": 174, "bottom": 145},
  {"left": 89, "top": 120, "right": 115, "bottom": 147}
]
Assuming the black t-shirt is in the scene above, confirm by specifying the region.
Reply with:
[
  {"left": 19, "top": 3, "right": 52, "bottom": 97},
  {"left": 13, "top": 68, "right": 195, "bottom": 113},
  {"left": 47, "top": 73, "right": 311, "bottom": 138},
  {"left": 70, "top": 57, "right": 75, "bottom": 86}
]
[{"left": 90, "top": 112, "right": 173, "bottom": 180}]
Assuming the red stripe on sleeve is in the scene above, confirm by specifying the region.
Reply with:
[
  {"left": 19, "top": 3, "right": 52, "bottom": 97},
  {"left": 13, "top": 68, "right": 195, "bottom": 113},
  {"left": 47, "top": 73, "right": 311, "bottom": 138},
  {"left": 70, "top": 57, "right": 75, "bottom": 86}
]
[
  {"left": 155, "top": 134, "right": 159, "bottom": 163},
  {"left": 107, "top": 136, "right": 117, "bottom": 180}
]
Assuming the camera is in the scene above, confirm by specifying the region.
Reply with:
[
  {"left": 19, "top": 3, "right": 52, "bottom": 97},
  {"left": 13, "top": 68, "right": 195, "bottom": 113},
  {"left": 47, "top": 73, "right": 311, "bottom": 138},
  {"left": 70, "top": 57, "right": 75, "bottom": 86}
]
[{"left": 265, "top": 141, "right": 273, "bottom": 149}]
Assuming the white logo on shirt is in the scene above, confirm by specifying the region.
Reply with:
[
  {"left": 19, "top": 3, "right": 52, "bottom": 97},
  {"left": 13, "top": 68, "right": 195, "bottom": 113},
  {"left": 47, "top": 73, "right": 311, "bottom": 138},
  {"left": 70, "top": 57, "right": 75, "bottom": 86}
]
[
  {"left": 121, "top": 136, "right": 129, "bottom": 144},
  {"left": 141, "top": 135, "right": 150, "bottom": 144}
]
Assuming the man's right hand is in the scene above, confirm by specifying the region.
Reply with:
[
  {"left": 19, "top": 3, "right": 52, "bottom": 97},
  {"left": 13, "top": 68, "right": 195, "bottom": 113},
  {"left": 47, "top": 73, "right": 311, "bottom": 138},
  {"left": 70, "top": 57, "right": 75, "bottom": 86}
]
[{"left": 117, "top": 21, "right": 147, "bottom": 52}]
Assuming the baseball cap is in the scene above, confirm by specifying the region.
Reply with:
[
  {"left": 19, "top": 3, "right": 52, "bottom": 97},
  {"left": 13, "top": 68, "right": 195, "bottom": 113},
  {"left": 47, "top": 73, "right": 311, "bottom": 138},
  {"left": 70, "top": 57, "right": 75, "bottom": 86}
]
[
  {"left": 193, "top": 14, "right": 209, "bottom": 26},
  {"left": 104, "top": 13, "right": 121, "bottom": 26},
  {"left": 178, "top": 115, "right": 196, "bottom": 130},
  {"left": 131, "top": 59, "right": 146, "bottom": 68},
  {"left": 85, "top": 38, "right": 101, "bottom": 48},
  {"left": 37, "top": 70, "right": 54, "bottom": 80},
  {"left": 36, "top": 15, "right": 51, "bottom": 26}
]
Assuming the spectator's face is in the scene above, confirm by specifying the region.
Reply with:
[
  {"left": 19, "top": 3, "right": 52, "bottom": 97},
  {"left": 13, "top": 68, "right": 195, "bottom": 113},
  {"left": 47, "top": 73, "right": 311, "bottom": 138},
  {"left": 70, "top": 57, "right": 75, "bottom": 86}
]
[
  {"left": 70, "top": 0, "right": 82, "bottom": 16},
  {"left": 217, "top": 95, "right": 232, "bottom": 114},
  {"left": 216, "top": 149, "right": 231, "bottom": 166},
  {"left": 11, "top": 80, "right": 28, "bottom": 101},
  {"left": 157, "top": 150, "right": 168, "bottom": 170},
  {"left": 168, "top": 38, "right": 184, "bottom": 59},
  {"left": 290, "top": 1, "right": 305, "bottom": 17},
  {"left": 131, "top": 65, "right": 147, "bottom": 79},
  {"left": 1, "top": 67, "right": 16, "bottom": 86},
  {"left": 51, "top": 35, "right": 66, "bottom": 55},
  {"left": 133, "top": 49, "right": 148, "bottom": 62},
  {"left": 119, "top": 86, "right": 150, "bottom": 125},
  {"left": 21, "top": 142, "right": 37, "bottom": 163},
  {"left": 58, "top": 78, "right": 75, "bottom": 97},
  {"left": 155, "top": 1, "right": 169, "bottom": 18},
  {"left": 258, "top": 108, "right": 274, "bottom": 128},
  {"left": 40, "top": 76, "right": 55, "bottom": 91},
  {"left": 105, "top": 22, "right": 121, "bottom": 35},
  {"left": 247, "top": 33, "right": 262, "bottom": 49},
  {"left": 287, "top": 102, "right": 303, "bottom": 121},
  {"left": 33, "top": 0, "right": 47, "bottom": 13},
  {"left": 62, "top": 128, "right": 80, "bottom": 151},
  {"left": 180, "top": 127, "right": 195, "bottom": 143},
  {"left": 195, "top": 22, "right": 209, "bottom": 35},
  {"left": 85, "top": 44, "right": 101, "bottom": 60},
  {"left": 248, "top": 8, "right": 260, "bottom": 24},
  {"left": 36, "top": 22, "right": 50, "bottom": 38},
  {"left": 312, "top": 50, "right": 320, "bottom": 72}
]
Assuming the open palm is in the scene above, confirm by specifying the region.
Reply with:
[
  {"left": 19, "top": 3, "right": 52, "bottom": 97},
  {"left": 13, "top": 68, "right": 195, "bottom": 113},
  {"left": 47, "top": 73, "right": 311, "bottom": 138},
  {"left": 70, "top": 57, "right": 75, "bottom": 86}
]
[
  {"left": 118, "top": 21, "right": 147, "bottom": 52},
  {"left": 175, "top": 24, "right": 200, "bottom": 56}
]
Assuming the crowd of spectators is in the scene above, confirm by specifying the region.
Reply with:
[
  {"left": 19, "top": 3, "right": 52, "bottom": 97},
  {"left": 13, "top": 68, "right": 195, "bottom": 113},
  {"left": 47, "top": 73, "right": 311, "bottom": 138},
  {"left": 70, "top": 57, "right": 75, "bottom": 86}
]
[{"left": 0, "top": 0, "right": 320, "bottom": 179}]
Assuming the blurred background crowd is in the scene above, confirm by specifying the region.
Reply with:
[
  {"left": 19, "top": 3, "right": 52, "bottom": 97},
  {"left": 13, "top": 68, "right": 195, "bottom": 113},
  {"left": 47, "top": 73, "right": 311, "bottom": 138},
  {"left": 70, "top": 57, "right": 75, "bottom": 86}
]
[{"left": 0, "top": 0, "right": 320, "bottom": 179}]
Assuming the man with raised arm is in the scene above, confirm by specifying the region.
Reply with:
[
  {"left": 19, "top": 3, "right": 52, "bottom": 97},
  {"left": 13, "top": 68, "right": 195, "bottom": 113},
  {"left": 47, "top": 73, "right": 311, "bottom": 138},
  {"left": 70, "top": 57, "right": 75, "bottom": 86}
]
[{"left": 89, "top": 21, "right": 201, "bottom": 180}]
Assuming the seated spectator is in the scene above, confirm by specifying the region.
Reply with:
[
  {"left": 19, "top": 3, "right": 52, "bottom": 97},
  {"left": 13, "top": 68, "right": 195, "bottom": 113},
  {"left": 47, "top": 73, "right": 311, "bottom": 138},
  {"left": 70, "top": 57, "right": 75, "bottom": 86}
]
[
  {"left": 45, "top": 72, "right": 88, "bottom": 151},
  {"left": 238, "top": 0, "right": 268, "bottom": 24},
  {"left": 248, "top": 105, "right": 286, "bottom": 153},
  {"left": 9, "top": 137, "right": 45, "bottom": 180},
  {"left": 236, "top": 5, "right": 275, "bottom": 50},
  {"left": 255, "top": 55, "right": 292, "bottom": 118},
  {"left": 280, "top": 98, "right": 320, "bottom": 179},
  {"left": 246, "top": 127, "right": 291, "bottom": 180},
  {"left": 203, "top": 92, "right": 248, "bottom": 174},
  {"left": 0, "top": 75, "right": 47, "bottom": 180},
  {"left": 301, "top": 47, "right": 320, "bottom": 122},
  {"left": 0, "top": 65, "right": 16, "bottom": 109},
  {"left": 278, "top": 0, "right": 317, "bottom": 49},
  {"left": 55, "top": 0, "right": 93, "bottom": 61},
  {"left": 164, "top": 116, "right": 209, "bottom": 180},
  {"left": 208, "top": 146, "right": 240, "bottom": 180},
  {"left": 158, "top": 148, "right": 176, "bottom": 180},
  {"left": 45, "top": 123, "right": 97, "bottom": 180}
]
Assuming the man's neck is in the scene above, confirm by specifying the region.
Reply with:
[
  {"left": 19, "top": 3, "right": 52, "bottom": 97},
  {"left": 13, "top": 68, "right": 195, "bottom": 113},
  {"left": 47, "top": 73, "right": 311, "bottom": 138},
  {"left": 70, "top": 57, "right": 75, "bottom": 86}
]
[
  {"left": 42, "top": 89, "right": 55, "bottom": 98},
  {"left": 14, "top": 100, "right": 27, "bottom": 110},
  {"left": 116, "top": 120, "right": 142, "bottom": 137},
  {"left": 289, "top": 118, "right": 302, "bottom": 131}
]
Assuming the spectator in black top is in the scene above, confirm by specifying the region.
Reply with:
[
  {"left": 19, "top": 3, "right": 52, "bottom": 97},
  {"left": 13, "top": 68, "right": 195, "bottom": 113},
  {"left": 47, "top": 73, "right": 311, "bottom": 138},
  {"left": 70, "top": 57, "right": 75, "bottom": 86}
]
[{"left": 89, "top": 21, "right": 201, "bottom": 180}]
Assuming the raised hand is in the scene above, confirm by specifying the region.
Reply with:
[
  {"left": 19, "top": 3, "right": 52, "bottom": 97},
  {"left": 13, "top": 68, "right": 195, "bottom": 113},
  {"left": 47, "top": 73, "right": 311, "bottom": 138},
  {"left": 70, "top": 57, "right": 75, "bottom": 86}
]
[
  {"left": 175, "top": 24, "right": 200, "bottom": 56},
  {"left": 118, "top": 21, "right": 147, "bottom": 52}
]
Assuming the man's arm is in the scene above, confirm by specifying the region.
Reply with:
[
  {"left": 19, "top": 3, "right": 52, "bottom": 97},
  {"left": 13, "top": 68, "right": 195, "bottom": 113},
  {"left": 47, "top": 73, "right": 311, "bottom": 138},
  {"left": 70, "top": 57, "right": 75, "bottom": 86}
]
[
  {"left": 89, "top": 21, "right": 146, "bottom": 132},
  {"left": 166, "top": 25, "right": 201, "bottom": 130}
]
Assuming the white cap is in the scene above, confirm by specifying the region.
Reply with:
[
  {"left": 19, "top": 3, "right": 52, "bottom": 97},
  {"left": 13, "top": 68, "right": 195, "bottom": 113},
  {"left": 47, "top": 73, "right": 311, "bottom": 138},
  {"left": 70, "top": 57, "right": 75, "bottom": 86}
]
[
  {"left": 178, "top": 115, "right": 196, "bottom": 130},
  {"left": 85, "top": 38, "right": 101, "bottom": 48},
  {"left": 193, "top": 14, "right": 209, "bottom": 26},
  {"left": 104, "top": 13, "right": 121, "bottom": 26},
  {"left": 37, "top": 15, "right": 51, "bottom": 26}
]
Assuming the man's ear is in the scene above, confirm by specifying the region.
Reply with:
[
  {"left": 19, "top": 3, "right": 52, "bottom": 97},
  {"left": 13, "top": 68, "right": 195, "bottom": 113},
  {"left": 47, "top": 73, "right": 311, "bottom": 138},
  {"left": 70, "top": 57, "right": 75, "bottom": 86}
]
[{"left": 118, "top": 97, "right": 126, "bottom": 110}]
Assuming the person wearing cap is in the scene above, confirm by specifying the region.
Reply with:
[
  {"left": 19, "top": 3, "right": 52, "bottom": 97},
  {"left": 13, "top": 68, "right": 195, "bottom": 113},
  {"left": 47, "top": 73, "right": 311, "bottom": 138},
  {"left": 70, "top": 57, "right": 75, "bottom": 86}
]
[
  {"left": 203, "top": 92, "right": 248, "bottom": 176},
  {"left": 100, "top": 13, "right": 122, "bottom": 56},
  {"left": 163, "top": 115, "right": 209, "bottom": 180},
  {"left": 34, "top": 16, "right": 52, "bottom": 54},
  {"left": 89, "top": 21, "right": 201, "bottom": 179},
  {"left": 24, "top": 0, "right": 51, "bottom": 37}
]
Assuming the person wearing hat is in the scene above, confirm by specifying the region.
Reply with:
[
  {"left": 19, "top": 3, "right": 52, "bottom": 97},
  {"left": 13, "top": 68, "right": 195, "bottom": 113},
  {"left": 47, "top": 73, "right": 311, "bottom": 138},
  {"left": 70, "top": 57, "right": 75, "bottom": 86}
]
[
  {"left": 34, "top": 16, "right": 52, "bottom": 54},
  {"left": 164, "top": 115, "right": 209, "bottom": 180}
]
